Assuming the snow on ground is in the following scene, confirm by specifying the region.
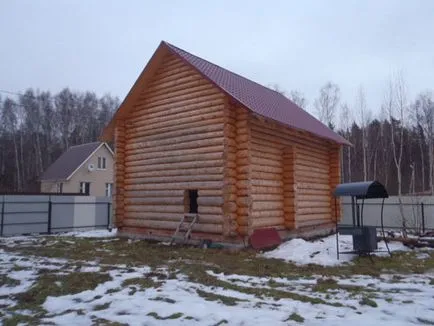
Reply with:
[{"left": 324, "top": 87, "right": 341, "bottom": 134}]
[
  {"left": 263, "top": 235, "right": 410, "bottom": 266},
  {"left": 57, "top": 228, "right": 118, "bottom": 238},
  {"left": 0, "top": 231, "right": 434, "bottom": 325}
]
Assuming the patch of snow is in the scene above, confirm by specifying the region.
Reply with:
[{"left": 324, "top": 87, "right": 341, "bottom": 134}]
[
  {"left": 80, "top": 266, "right": 101, "bottom": 273},
  {"left": 262, "top": 235, "right": 410, "bottom": 266},
  {"left": 57, "top": 228, "right": 117, "bottom": 238}
]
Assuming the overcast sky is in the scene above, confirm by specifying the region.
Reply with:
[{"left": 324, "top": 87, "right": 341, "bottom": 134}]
[{"left": 1, "top": 0, "right": 433, "bottom": 120}]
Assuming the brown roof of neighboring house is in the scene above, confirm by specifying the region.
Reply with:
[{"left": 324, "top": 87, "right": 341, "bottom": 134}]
[
  {"left": 102, "top": 41, "right": 350, "bottom": 145},
  {"left": 40, "top": 142, "right": 111, "bottom": 181}
]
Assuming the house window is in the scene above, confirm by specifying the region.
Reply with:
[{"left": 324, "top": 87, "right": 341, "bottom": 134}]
[
  {"left": 97, "top": 157, "right": 106, "bottom": 170},
  {"left": 184, "top": 189, "right": 198, "bottom": 214},
  {"left": 79, "top": 182, "right": 91, "bottom": 195},
  {"left": 105, "top": 183, "right": 113, "bottom": 197}
]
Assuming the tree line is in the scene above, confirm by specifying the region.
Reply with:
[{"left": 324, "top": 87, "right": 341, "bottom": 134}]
[
  {"left": 0, "top": 88, "right": 119, "bottom": 192},
  {"left": 1, "top": 76, "right": 433, "bottom": 197},
  {"left": 276, "top": 73, "right": 433, "bottom": 197}
]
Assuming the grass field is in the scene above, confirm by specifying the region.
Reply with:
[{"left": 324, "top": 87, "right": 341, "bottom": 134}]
[{"left": 0, "top": 232, "right": 433, "bottom": 325}]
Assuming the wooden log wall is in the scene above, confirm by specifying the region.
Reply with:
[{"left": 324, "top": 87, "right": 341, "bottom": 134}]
[
  {"left": 120, "top": 52, "right": 227, "bottom": 236},
  {"left": 114, "top": 120, "right": 125, "bottom": 227},
  {"left": 249, "top": 115, "right": 340, "bottom": 230},
  {"left": 224, "top": 106, "right": 252, "bottom": 236},
  {"left": 250, "top": 124, "right": 285, "bottom": 230},
  {"left": 283, "top": 146, "right": 296, "bottom": 229},
  {"left": 329, "top": 144, "right": 342, "bottom": 221}
]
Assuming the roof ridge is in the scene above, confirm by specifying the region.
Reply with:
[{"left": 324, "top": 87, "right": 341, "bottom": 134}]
[{"left": 70, "top": 141, "right": 101, "bottom": 148}]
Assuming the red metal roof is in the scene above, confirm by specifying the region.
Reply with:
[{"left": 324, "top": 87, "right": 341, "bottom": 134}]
[{"left": 164, "top": 41, "right": 349, "bottom": 145}]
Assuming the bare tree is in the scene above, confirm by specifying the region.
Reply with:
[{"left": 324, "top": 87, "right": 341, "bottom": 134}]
[
  {"left": 55, "top": 88, "right": 77, "bottom": 150},
  {"left": 384, "top": 72, "right": 408, "bottom": 231},
  {"left": 314, "top": 82, "right": 340, "bottom": 129},
  {"left": 2, "top": 98, "right": 22, "bottom": 190},
  {"left": 269, "top": 84, "right": 286, "bottom": 96},
  {"left": 355, "top": 86, "right": 372, "bottom": 181},
  {"left": 414, "top": 91, "right": 434, "bottom": 194},
  {"left": 340, "top": 103, "right": 352, "bottom": 182},
  {"left": 288, "top": 90, "right": 308, "bottom": 109}
]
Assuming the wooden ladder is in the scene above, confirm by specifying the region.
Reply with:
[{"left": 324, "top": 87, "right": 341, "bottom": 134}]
[{"left": 170, "top": 213, "right": 198, "bottom": 245}]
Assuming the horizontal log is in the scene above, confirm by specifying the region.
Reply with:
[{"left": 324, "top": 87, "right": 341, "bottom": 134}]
[
  {"left": 296, "top": 183, "right": 330, "bottom": 190},
  {"left": 251, "top": 164, "right": 282, "bottom": 174},
  {"left": 297, "top": 195, "right": 330, "bottom": 202},
  {"left": 297, "top": 207, "right": 332, "bottom": 215},
  {"left": 199, "top": 189, "right": 224, "bottom": 197},
  {"left": 250, "top": 139, "right": 283, "bottom": 154},
  {"left": 124, "top": 203, "right": 183, "bottom": 212},
  {"left": 296, "top": 164, "right": 329, "bottom": 175},
  {"left": 126, "top": 124, "right": 223, "bottom": 145},
  {"left": 124, "top": 197, "right": 184, "bottom": 205},
  {"left": 122, "top": 212, "right": 221, "bottom": 224},
  {"left": 236, "top": 165, "right": 250, "bottom": 174},
  {"left": 251, "top": 186, "right": 282, "bottom": 194},
  {"left": 250, "top": 127, "right": 327, "bottom": 156},
  {"left": 125, "top": 160, "right": 223, "bottom": 173},
  {"left": 295, "top": 213, "right": 331, "bottom": 221},
  {"left": 295, "top": 188, "right": 330, "bottom": 196},
  {"left": 130, "top": 96, "right": 225, "bottom": 122},
  {"left": 126, "top": 137, "right": 223, "bottom": 157},
  {"left": 198, "top": 206, "right": 223, "bottom": 215},
  {"left": 197, "top": 196, "right": 224, "bottom": 207},
  {"left": 296, "top": 219, "right": 333, "bottom": 229},
  {"left": 251, "top": 194, "right": 284, "bottom": 202},
  {"left": 251, "top": 150, "right": 281, "bottom": 162},
  {"left": 130, "top": 109, "right": 223, "bottom": 135},
  {"left": 250, "top": 118, "right": 330, "bottom": 149},
  {"left": 252, "top": 201, "right": 284, "bottom": 211},
  {"left": 125, "top": 152, "right": 223, "bottom": 167},
  {"left": 123, "top": 219, "right": 223, "bottom": 234},
  {"left": 139, "top": 81, "right": 212, "bottom": 106},
  {"left": 251, "top": 157, "right": 281, "bottom": 168},
  {"left": 126, "top": 166, "right": 224, "bottom": 178},
  {"left": 127, "top": 117, "right": 225, "bottom": 139},
  {"left": 251, "top": 217, "right": 285, "bottom": 228},
  {"left": 132, "top": 94, "right": 224, "bottom": 122},
  {"left": 124, "top": 181, "right": 224, "bottom": 191},
  {"left": 295, "top": 170, "right": 329, "bottom": 181},
  {"left": 251, "top": 179, "right": 283, "bottom": 187},
  {"left": 124, "top": 174, "right": 223, "bottom": 184},
  {"left": 124, "top": 190, "right": 184, "bottom": 198},
  {"left": 251, "top": 210, "right": 284, "bottom": 218},
  {"left": 126, "top": 130, "right": 224, "bottom": 151},
  {"left": 137, "top": 86, "right": 221, "bottom": 112},
  {"left": 297, "top": 201, "right": 331, "bottom": 209}
]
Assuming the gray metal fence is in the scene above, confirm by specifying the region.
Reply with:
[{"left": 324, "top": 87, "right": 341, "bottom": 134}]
[
  {"left": 0, "top": 195, "right": 113, "bottom": 236},
  {"left": 341, "top": 196, "right": 434, "bottom": 232}
]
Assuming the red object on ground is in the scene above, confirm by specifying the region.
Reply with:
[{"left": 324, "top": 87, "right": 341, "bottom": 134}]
[{"left": 249, "top": 228, "right": 282, "bottom": 250}]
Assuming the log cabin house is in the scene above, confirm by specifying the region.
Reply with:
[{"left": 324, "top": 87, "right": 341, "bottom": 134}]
[{"left": 102, "top": 41, "right": 350, "bottom": 246}]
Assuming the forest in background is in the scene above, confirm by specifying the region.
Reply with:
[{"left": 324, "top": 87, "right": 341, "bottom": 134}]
[
  {"left": 0, "top": 73, "right": 433, "bottom": 196},
  {"left": 0, "top": 88, "right": 119, "bottom": 192}
]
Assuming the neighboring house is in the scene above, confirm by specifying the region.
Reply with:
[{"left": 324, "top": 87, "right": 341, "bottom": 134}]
[
  {"left": 40, "top": 142, "right": 114, "bottom": 197},
  {"left": 102, "top": 41, "right": 350, "bottom": 245}
]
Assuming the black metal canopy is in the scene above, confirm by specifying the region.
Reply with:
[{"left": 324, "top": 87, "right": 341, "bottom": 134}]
[{"left": 334, "top": 181, "right": 388, "bottom": 199}]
